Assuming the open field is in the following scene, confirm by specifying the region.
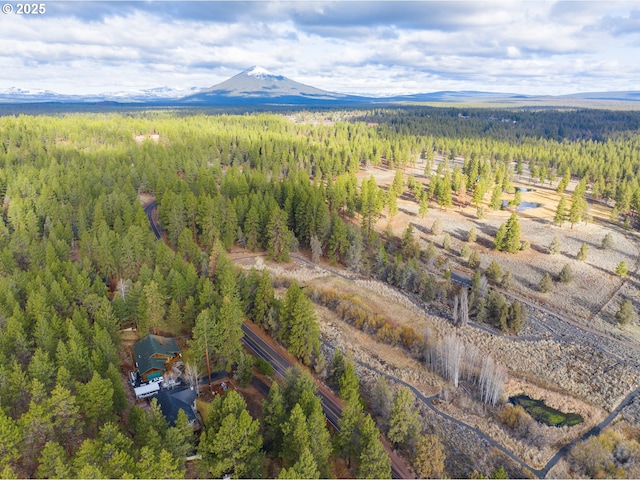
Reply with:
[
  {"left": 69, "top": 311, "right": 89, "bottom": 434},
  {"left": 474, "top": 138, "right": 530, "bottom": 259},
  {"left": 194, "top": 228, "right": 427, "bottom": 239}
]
[
  {"left": 358, "top": 161, "right": 639, "bottom": 328},
  {"left": 237, "top": 250, "right": 638, "bottom": 475}
]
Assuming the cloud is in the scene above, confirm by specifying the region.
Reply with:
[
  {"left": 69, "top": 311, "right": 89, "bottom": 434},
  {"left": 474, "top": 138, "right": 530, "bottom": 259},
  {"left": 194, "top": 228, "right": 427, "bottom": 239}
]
[{"left": 0, "top": 1, "right": 639, "bottom": 96}]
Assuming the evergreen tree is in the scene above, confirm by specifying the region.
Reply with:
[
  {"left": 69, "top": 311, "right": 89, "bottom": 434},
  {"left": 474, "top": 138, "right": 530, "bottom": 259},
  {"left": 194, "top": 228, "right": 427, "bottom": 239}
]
[
  {"left": 199, "top": 408, "right": 263, "bottom": 478},
  {"left": 601, "top": 232, "right": 614, "bottom": 250},
  {"left": 554, "top": 196, "right": 567, "bottom": 226},
  {"left": 328, "top": 214, "right": 349, "bottom": 265},
  {"left": 280, "top": 283, "right": 320, "bottom": 365},
  {"left": 489, "top": 186, "right": 503, "bottom": 210},
  {"left": 262, "top": 382, "right": 287, "bottom": 453},
  {"left": 413, "top": 434, "right": 446, "bottom": 479},
  {"left": 277, "top": 447, "right": 320, "bottom": 479},
  {"left": 577, "top": 242, "right": 589, "bottom": 261},
  {"left": 281, "top": 404, "right": 311, "bottom": 467},
  {"left": 388, "top": 387, "right": 419, "bottom": 447},
  {"left": 615, "top": 299, "right": 636, "bottom": 325},
  {"left": 252, "top": 269, "right": 274, "bottom": 327},
  {"left": 616, "top": 261, "right": 628, "bottom": 278},
  {"left": 485, "top": 260, "right": 503, "bottom": 282},
  {"left": 495, "top": 213, "right": 521, "bottom": 253},
  {"left": 267, "top": 208, "right": 296, "bottom": 262},
  {"left": 558, "top": 263, "right": 573, "bottom": 284},
  {"left": 400, "top": 224, "right": 420, "bottom": 260},
  {"left": 339, "top": 362, "right": 361, "bottom": 405},
  {"left": 539, "top": 273, "right": 553, "bottom": 293},
  {"left": 360, "top": 176, "right": 383, "bottom": 237},
  {"left": 548, "top": 236, "right": 562, "bottom": 255},
  {"left": 357, "top": 436, "right": 391, "bottom": 479},
  {"left": 467, "top": 226, "right": 477, "bottom": 243}
]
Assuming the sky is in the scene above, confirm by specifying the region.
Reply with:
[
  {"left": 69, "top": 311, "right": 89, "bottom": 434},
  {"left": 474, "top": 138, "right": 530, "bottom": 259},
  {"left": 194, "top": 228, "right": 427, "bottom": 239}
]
[{"left": 1, "top": 1, "right": 640, "bottom": 96}]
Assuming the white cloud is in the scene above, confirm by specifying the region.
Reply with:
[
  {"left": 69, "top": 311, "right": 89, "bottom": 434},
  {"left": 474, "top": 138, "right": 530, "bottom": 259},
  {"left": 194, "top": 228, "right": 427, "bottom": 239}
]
[{"left": 0, "top": 1, "right": 639, "bottom": 96}]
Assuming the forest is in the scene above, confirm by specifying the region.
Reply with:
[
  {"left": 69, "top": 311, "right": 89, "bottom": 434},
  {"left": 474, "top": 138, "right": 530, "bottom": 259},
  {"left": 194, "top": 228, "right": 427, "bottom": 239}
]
[{"left": 0, "top": 106, "right": 639, "bottom": 478}]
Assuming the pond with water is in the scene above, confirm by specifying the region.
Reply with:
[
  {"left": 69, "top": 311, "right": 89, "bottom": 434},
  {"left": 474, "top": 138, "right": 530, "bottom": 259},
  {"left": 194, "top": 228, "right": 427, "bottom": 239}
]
[
  {"left": 510, "top": 395, "right": 584, "bottom": 427},
  {"left": 501, "top": 200, "right": 542, "bottom": 211}
]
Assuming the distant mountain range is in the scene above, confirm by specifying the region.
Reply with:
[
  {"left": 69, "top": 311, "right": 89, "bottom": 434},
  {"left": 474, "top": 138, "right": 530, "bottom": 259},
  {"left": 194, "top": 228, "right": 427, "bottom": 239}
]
[{"left": 2, "top": 66, "right": 639, "bottom": 106}]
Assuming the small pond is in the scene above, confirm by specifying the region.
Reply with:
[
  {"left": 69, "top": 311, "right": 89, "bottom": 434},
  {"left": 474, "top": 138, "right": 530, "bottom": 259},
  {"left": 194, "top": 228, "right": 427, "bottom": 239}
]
[
  {"left": 516, "top": 187, "right": 535, "bottom": 193},
  {"left": 501, "top": 200, "right": 542, "bottom": 211},
  {"left": 516, "top": 201, "right": 541, "bottom": 212},
  {"left": 510, "top": 395, "right": 584, "bottom": 427}
]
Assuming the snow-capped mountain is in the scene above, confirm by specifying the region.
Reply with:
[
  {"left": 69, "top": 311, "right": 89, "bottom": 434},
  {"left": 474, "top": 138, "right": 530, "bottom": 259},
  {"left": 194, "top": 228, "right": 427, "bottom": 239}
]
[{"left": 180, "top": 66, "right": 364, "bottom": 105}]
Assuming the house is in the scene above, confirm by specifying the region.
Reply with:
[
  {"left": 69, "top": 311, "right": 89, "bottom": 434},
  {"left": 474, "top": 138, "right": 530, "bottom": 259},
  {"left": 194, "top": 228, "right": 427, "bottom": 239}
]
[
  {"left": 155, "top": 388, "right": 198, "bottom": 426},
  {"left": 133, "top": 334, "right": 181, "bottom": 384}
]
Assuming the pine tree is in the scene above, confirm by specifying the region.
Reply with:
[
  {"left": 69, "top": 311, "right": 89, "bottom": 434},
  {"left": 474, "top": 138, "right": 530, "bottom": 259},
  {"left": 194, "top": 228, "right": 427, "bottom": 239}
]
[
  {"left": 485, "top": 260, "right": 503, "bottom": 282},
  {"left": 468, "top": 226, "right": 477, "bottom": 243},
  {"left": 569, "top": 196, "right": 587, "bottom": 229},
  {"left": 277, "top": 446, "right": 320, "bottom": 479},
  {"left": 388, "top": 387, "right": 419, "bottom": 447},
  {"left": 601, "top": 232, "right": 614, "bottom": 250},
  {"left": 357, "top": 436, "right": 391, "bottom": 479},
  {"left": 413, "top": 434, "right": 446, "bottom": 479},
  {"left": 615, "top": 299, "right": 636, "bottom": 325},
  {"left": 616, "top": 261, "right": 628, "bottom": 278},
  {"left": 200, "top": 409, "right": 263, "bottom": 478},
  {"left": 280, "top": 283, "right": 320, "bottom": 365},
  {"left": 328, "top": 214, "right": 349, "bottom": 265},
  {"left": 339, "top": 362, "right": 361, "bottom": 405},
  {"left": 0, "top": 408, "right": 21, "bottom": 467},
  {"left": 489, "top": 186, "right": 503, "bottom": 210},
  {"left": 360, "top": 176, "right": 382, "bottom": 237},
  {"left": 418, "top": 191, "right": 429, "bottom": 218},
  {"left": 243, "top": 206, "right": 261, "bottom": 251},
  {"left": 281, "top": 404, "right": 311, "bottom": 467},
  {"left": 577, "top": 242, "right": 589, "bottom": 261},
  {"left": 548, "top": 236, "right": 562, "bottom": 255},
  {"left": 554, "top": 196, "right": 567, "bottom": 226},
  {"left": 558, "top": 263, "right": 573, "bottom": 284},
  {"left": 495, "top": 213, "right": 521, "bottom": 253},
  {"left": 401, "top": 224, "right": 420, "bottom": 260},
  {"left": 267, "top": 208, "right": 296, "bottom": 262},
  {"left": 262, "top": 382, "right": 287, "bottom": 453},
  {"left": 252, "top": 269, "right": 274, "bottom": 327},
  {"left": 539, "top": 273, "right": 553, "bottom": 293}
]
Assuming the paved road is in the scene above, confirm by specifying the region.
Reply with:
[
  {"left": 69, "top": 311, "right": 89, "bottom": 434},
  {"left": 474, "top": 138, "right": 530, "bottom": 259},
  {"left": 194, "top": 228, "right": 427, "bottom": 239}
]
[
  {"left": 242, "top": 322, "right": 413, "bottom": 479},
  {"left": 144, "top": 198, "right": 638, "bottom": 478},
  {"left": 145, "top": 200, "right": 413, "bottom": 479}
]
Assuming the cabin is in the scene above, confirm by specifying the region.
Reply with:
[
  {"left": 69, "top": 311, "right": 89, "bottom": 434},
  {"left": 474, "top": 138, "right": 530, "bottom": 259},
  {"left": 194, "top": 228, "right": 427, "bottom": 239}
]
[{"left": 133, "top": 334, "right": 181, "bottom": 384}]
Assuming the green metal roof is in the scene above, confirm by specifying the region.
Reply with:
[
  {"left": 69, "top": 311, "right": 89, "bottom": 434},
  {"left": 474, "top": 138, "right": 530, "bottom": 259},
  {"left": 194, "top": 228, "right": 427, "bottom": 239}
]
[{"left": 134, "top": 334, "right": 180, "bottom": 377}]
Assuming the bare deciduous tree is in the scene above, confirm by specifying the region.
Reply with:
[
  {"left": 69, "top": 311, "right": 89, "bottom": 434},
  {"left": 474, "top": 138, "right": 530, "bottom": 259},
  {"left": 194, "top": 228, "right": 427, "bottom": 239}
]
[
  {"left": 452, "top": 289, "right": 469, "bottom": 327},
  {"left": 184, "top": 362, "right": 200, "bottom": 395},
  {"left": 116, "top": 278, "right": 132, "bottom": 300},
  {"left": 310, "top": 234, "right": 323, "bottom": 264}
]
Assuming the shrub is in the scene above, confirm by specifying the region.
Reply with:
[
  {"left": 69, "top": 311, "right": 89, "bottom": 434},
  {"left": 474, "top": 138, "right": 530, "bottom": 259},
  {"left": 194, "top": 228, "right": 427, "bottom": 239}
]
[
  {"left": 615, "top": 299, "right": 636, "bottom": 326},
  {"left": 254, "top": 357, "right": 275, "bottom": 377},
  {"left": 539, "top": 273, "right": 553, "bottom": 293},
  {"left": 601, "top": 232, "right": 614, "bottom": 250},
  {"left": 616, "top": 261, "right": 628, "bottom": 278},
  {"left": 577, "top": 242, "right": 589, "bottom": 261},
  {"left": 558, "top": 263, "right": 573, "bottom": 284},
  {"left": 468, "top": 226, "right": 477, "bottom": 243},
  {"left": 548, "top": 236, "right": 561, "bottom": 255},
  {"left": 376, "top": 323, "right": 400, "bottom": 345},
  {"left": 431, "top": 217, "right": 443, "bottom": 235},
  {"left": 485, "top": 260, "right": 503, "bottom": 282},
  {"left": 468, "top": 250, "right": 481, "bottom": 269},
  {"left": 460, "top": 244, "right": 471, "bottom": 259}
]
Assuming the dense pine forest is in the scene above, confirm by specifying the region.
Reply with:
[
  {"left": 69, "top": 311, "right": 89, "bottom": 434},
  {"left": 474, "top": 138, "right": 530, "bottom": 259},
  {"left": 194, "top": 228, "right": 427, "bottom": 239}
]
[{"left": 1, "top": 107, "right": 640, "bottom": 478}]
